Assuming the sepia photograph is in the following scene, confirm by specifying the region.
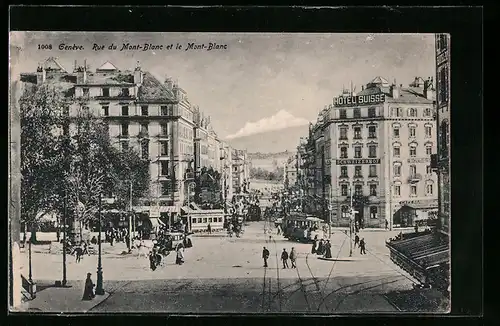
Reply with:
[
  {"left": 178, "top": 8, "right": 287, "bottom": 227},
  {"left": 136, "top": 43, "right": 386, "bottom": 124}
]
[{"left": 9, "top": 31, "right": 451, "bottom": 314}]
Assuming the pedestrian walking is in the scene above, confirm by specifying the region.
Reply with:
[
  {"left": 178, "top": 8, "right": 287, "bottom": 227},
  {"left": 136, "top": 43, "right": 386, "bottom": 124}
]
[
  {"left": 317, "top": 239, "right": 325, "bottom": 255},
  {"left": 281, "top": 248, "right": 289, "bottom": 269},
  {"left": 82, "top": 273, "right": 95, "bottom": 301},
  {"left": 290, "top": 247, "right": 297, "bottom": 268},
  {"left": 262, "top": 246, "right": 270, "bottom": 267},
  {"left": 311, "top": 236, "right": 318, "bottom": 254},
  {"left": 354, "top": 234, "right": 360, "bottom": 248},
  {"left": 385, "top": 219, "right": 389, "bottom": 230},
  {"left": 125, "top": 233, "right": 131, "bottom": 252},
  {"left": 359, "top": 238, "right": 366, "bottom": 255},
  {"left": 277, "top": 225, "right": 281, "bottom": 235},
  {"left": 176, "top": 245, "right": 185, "bottom": 265},
  {"left": 74, "top": 244, "right": 84, "bottom": 263},
  {"left": 207, "top": 223, "right": 212, "bottom": 234},
  {"left": 323, "top": 240, "right": 332, "bottom": 259}
]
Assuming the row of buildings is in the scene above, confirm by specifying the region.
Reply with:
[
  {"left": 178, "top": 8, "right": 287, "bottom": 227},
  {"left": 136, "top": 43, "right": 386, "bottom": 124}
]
[
  {"left": 294, "top": 74, "right": 439, "bottom": 229},
  {"left": 19, "top": 58, "right": 250, "bottom": 220},
  {"left": 290, "top": 34, "right": 451, "bottom": 292}
]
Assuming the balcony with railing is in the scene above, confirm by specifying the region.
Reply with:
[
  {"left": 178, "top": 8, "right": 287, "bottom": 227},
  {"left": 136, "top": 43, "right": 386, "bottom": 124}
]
[{"left": 407, "top": 173, "right": 423, "bottom": 183}]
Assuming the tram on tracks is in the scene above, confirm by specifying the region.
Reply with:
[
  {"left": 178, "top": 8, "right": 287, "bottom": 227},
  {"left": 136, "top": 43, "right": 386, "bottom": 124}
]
[{"left": 281, "top": 214, "right": 326, "bottom": 243}]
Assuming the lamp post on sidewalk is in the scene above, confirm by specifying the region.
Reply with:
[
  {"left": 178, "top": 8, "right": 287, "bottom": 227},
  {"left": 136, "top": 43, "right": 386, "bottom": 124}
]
[
  {"left": 95, "top": 194, "right": 104, "bottom": 295},
  {"left": 62, "top": 188, "right": 68, "bottom": 287}
]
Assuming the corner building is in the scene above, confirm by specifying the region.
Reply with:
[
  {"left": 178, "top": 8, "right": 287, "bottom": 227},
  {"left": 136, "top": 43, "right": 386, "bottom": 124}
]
[{"left": 326, "top": 76, "right": 438, "bottom": 228}]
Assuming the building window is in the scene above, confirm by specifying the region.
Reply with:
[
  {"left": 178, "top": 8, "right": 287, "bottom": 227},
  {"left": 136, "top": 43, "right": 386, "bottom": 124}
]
[
  {"left": 438, "top": 66, "right": 449, "bottom": 103},
  {"left": 339, "top": 109, "right": 347, "bottom": 119},
  {"left": 393, "top": 146, "right": 401, "bottom": 157},
  {"left": 440, "top": 121, "right": 449, "bottom": 158},
  {"left": 353, "top": 127, "right": 362, "bottom": 139},
  {"left": 121, "top": 88, "right": 130, "bottom": 97},
  {"left": 339, "top": 128, "right": 348, "bottom": 140},
  {"left": 410, "top": 164, "right": 417, "bottom": 175},
  {"left": 426, "top": 145, "right": 432, "bottom": 155},
  {"left": 121, "top": 123, "right": 129, "bottom": 136},
  {"left": 121, "top": 141, "right": 129, "bottom": 152},
  {"left": 354, "top": 166, "right": 362, "bottom": 178},
  {"left": 160, "top": 161, "right": 169, "bottom": 176},
  {"left": 370, "top": 206, "right": 378, "bottom": 218},
  {"left": 392, "top": 107, "right": 402, "bottom": 117},
  {"left": 368, "top": 145, "right": 377, "bottom": 158},
  {"left": 141, "top": 106, "right": 149, "bottom": 116},
  {"left": 341, "top": 205, "right": 350, "bottom": 218},
  {"left": 341, "top": 184, "right": 348, "bottom": 196},
  {"left": 368, "top": 107, "right": 376, "bottom": 118},
  {"left": 141, "top": 139, "right": 149, "bottom": 159},
  {"left": 368, "top": 126, "right": 376, "bottom": 138},
  {"left": 102, "top": 88, "right": 109, "bottom": 97},
  {"left": 409, "top": 108, "right": 417, "bottom": 117},
  {"left": 161, "top": 181, "right": 172, "bottom": 195},
  {"left": 353, "top": 108, "right": 361, "bottom": 118},
  {"left": 340, "top": 147, "right": 348, "bottom": 158},
  {"left": 410, "top": 185, "right": 417, "bottom": 196},
  {"left": 160, "top": 141, "right": 169, "bottom": 155},
  {"left": 369, "top": 165, "right": 377, "bottom": 177},
  {"left": 394, "top": 185, "right": 401, "bottom": 196},
  {"left": 140, "top": 123, "right": 149, "bottom": 135},
  {"left": 424, "top": 108, "right": 431, "bottom": 117},
  {"left": 393, "top": 128, "right": 400, "bottom": 138},
  {"left": 354, "top": 146, "right": 362, "bottom": 158},
  {"left": 426, "top": 165, "right": 432, "bottom": 174},
  {"left": 426, "top": 183, "right": 434, "bottom": 195},
  {"left": 82, "top": 88, "right": 89, "bottom": 96},
  {"left": 369, "top": 185, "right": 377, "bottom": 196},
  {"left": 161, "top": 123, "right": 169, "bottom": 136},
  {"left": 425, "top": 126, "right": 432, "bottom": 138},
  {"left": 409, "top": 126, "right": 416, "bottom": 138},
  {"left": 161, "top": 106, "right": 169, "bottom": 116},
  {"left": 394, "top": 164, "right": 401, "bottom": 177},
  {"left": 121, "top": 106, "right": 129, "bottom": 116},
  {"left": 102, "top": 106, "right": 109, "bottom": 116},
  {"left": 354, "top": 185, "right": 363, "bottom": 196},
  {"left": 410, "top": 145, "right": 417, "bottom": 157},
  {"left": 341, "top": 166, "right": 348, "bottom": 177}
]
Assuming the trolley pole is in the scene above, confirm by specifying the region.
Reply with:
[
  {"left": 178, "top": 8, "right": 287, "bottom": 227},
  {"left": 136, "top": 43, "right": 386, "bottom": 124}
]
[{"left": 128, "top": 181, "right": 133, "bottom": 252}]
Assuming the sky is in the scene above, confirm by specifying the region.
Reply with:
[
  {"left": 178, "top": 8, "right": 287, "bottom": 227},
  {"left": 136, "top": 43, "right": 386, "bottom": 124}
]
[{"left": 9, "top": 32, "right": 435, "bottom": 140}]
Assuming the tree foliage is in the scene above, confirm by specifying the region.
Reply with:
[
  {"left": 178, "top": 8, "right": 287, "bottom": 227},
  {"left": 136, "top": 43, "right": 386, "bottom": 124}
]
[
  {"left": 250, "top": 167, "right": 284, "bottom": 181},
  {"left": 20, "top": 84, "right": 67, "bottom": 228}
]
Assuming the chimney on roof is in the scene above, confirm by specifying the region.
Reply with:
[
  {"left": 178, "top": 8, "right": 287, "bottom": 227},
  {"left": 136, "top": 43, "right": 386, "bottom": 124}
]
[
  {"left": 390, "top": 79, "right": 399, "bottom": 99},
  {"left": 361, "top": 85, "right": 364, "bottom": 91},
  {"left": 164, "top": 77, "right": 173, "bottom": 90},
  {"left": 134, "top": 61, "right": 143, "bottom": 84},
  {"left": 83, "top": 59, "right": 87, "bottom": 83},
  {"left": 424, "top": 77, "right": 435, "bottom": 100}
]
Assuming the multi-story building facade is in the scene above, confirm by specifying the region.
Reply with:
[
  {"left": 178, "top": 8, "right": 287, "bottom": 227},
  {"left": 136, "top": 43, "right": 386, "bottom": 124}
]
[
  {"left": 323, "top": 76, "right": 437, "bottom": 228},
  {"left": 21, "top": 58, "right": 237, "bottom": 223},
  {"left": 435, "top": 34, "right": 451, "bottom": 235},
  {"left": 386, "top": 37, "right": 450, "bottom": 292},
  {"left": 231, "top": 149, "right": 249, "bottom": 195}
]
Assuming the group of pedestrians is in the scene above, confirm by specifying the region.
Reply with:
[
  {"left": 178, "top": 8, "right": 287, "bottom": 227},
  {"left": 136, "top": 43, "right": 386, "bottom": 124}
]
[
  {"left": 262, "top": 247, "right": 297, "bottom": 269},
  {"left": 354, "top": 234, "right": 367, "bottom": 255},
  {"left": 311, "top": 236, "right": 333, "bottom": 259}
]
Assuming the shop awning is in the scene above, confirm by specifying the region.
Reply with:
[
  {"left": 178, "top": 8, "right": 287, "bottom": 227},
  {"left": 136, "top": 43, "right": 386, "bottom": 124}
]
[
  {"left": 149, "top": 218, "right": 161, "bottom": 228},
  {"left": 181, "top": 206, "right": 190, "bottom": 214},
  {"left": 160, "top": 206, "right": 179, "bottom": 213}
]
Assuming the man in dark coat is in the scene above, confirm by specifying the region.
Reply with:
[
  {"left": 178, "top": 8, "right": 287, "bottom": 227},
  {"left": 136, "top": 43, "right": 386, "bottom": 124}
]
[
  {"left": 359, "top": 238, "right": 366, "bottom": 255},
  {"left": 289, "top": 247, "right": 297, "bottom": 268},
  {"left": 262, "top": 247, "right": 270, "bottom": 267},
  {"left": 82, "top": 273, "right": 95, "bottom": 300},
  {"left": 354, "top": 234, "right": 360, "bottom": 248},
  {"left": 281, "top": 248, "right": 289, "bottom": 269},
  {"left": 311, "top": 236, "right": 318, "bottom": 254}
]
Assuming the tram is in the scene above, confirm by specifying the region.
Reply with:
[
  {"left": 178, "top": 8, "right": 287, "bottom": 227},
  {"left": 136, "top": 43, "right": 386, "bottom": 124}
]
[{"left": 282, "top": 214, "right": 326, "bottom": 243}]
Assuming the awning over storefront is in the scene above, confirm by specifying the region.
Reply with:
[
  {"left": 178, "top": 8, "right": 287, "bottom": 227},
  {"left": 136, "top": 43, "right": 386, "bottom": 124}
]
[
  {"left": 181, "top": 206, "right": 191, "bottom": 214},
  {"left": 386, "top": 232, "right": 449, "bottom": 289},
  {"left": 149, "top": 218, "right": 161, "bottom": 228}
]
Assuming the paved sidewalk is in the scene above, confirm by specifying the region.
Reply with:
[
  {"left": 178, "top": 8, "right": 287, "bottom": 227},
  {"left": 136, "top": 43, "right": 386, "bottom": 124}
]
[{"left": 13, "top": 280, "right": 110, "bottom": 313}]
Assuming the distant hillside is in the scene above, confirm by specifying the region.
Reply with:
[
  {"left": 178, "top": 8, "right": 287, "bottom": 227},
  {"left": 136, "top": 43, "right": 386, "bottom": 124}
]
[{"left": 226, "top": 125, "right": 309, "bottom": 153}]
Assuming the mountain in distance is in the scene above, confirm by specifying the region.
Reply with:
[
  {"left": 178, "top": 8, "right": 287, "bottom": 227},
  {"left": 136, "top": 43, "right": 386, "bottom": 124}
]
[{"left": 226, "top": 124, "right": 309, "bottom": 154}]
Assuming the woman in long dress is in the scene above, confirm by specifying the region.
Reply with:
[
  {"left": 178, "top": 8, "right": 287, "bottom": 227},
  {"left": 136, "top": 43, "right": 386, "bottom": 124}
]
[
  {"left": 317, "top": 239, "right": 325, "bottom": 255},
  {"left": 324, "top": 240, "right": 333, "bottom": 259},
  {"left": 82, "top": 273, "right": 95, "bottom": 300}
]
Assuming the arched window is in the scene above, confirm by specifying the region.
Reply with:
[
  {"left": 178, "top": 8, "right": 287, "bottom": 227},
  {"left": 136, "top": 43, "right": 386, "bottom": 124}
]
[
  {"left": 393, "top": 162, "right": 402, "bottom": 177},
  {"left": 410, "top": 144, "right": 417, "bottom": 157}
]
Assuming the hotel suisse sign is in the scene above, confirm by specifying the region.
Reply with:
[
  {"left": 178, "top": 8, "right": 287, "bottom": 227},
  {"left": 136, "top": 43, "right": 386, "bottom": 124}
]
[
  {"left": 336, "top": 158, "right": 381, "bottom": 165},
  {"left": 333, "top": 93, "right": 386, "bottom": 107}
]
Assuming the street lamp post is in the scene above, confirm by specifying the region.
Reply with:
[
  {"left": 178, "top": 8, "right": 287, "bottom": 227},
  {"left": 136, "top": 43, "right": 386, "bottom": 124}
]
[
  {"left": 349, "top": 187, "right": 353, "bottom": 257},
  {"left": 95, "top": 194, "right": 104, "bottom": 295},
  {"left": 28, "top": 225, "right": 32, "bottom": 282},
  {"left": 128, "top": 181, "right": 133, "bottom": 252},
  {"left": 62, "top": 188, "right": 67, "bottom": 286}
]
